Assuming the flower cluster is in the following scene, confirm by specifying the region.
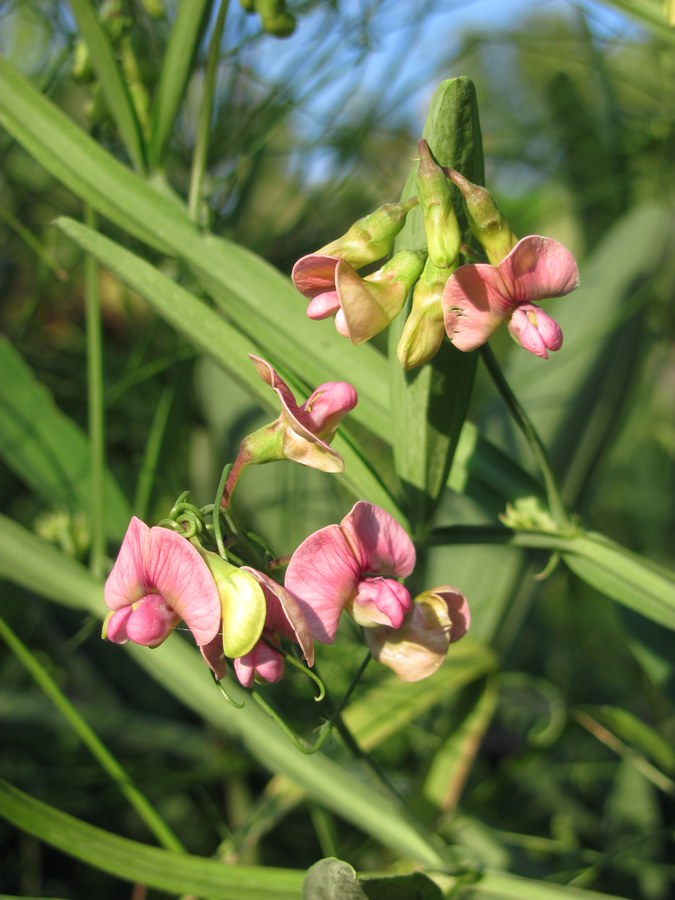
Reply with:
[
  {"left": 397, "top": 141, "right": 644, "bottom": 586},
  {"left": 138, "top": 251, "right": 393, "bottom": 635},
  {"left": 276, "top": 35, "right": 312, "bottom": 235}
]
[
  {"left": 103, "top": 357, "right": 470, "bottom": 688},
  {"left": 292, "top": 139, "right": 579, "bottom": 366}
]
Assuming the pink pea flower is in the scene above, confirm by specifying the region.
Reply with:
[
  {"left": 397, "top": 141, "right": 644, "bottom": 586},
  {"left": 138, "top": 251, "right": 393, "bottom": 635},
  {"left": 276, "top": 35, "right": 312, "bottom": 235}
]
[
  {"left": 201, "top": 569, "right": 314, "bottom": 687},
  {"left": 442, "top": 235, "right": 579, "bottom": 358},
  {"left": 103, "top": 517, "right": 221, "bottom": 649},
  {"left": 365, "top": 587, "right": 470, "bottom": 682},
  {"left": 284, "top": 501, "right": 416, "bottom": 644}
]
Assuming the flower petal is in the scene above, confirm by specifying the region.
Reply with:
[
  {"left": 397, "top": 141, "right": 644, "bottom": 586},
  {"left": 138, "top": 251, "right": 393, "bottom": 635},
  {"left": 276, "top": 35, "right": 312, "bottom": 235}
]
[
  {"left": 335, "top": 260, "right": 407, "bottom": 344},
  {"left": 244, "top": 568, "right": 314, "bottom": 667},
  {"left": 299, "top": 382, "right": 358, "bottom": 440},
  {"left": 499, "top": 236, "right": 579, "bottom": 305},
  {"left": 421, "top": 586, "right": 471, "bottom": 642},
  {"left": 143, "top": 527, "right": 221, "bottom": 646},
  {"left": 442, "top": 263, "right": 512, "bottom": 352},
  {"left": 124, "top": 594, "right": 181, "bottom": 647},
  {"left": 292, "top": 254, "right": 339, "bottom": 299},
  {"left": 307, "top": 291, "right": 340, "bottom": 319},
  {"left": 350, "top": 577, "right": 411, "bottom": 628},
  {"left": 284, "top": 524, "right": 360, "bottom": 643},
  {"left": 340, "top": 501, "right": 415, "bottom": 579},
  {"left": 234, "top": 639, "right": 285, "bottom": 687},
  {"left": 508, "top": 303, "right": 563, "bottom": 359},
  {"left": 365, "top": 593, "right": 452, "bottom": 683},
  {"left": 104, "top": 516, "right": 149, "bottom": 611}
]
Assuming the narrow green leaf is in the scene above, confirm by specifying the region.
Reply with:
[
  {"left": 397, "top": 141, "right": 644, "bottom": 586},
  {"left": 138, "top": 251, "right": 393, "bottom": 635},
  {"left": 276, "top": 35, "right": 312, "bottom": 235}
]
[
  {"left": 389, "top": 77, "right": 482, "bottom": 529},
  {"left": 0, "top": 779, "right": 304, "bottom": 899},
  {"left": 0, "top": 338, "right": 130, "bottom": 540},
  {"left": 472, "top": 869, "right": 629, "bottom": 900},
  {"left": 68, "top": 0, "right": 146, "bottom": 172},
  {"left": 581, "top": 705, "right": 675, "bottom": 776},
  {"left": 149, "top": 0, "right": 213, "bottom": 167},
  {"left": 55, "top": 217, "right": 405, "bottom": 522}
]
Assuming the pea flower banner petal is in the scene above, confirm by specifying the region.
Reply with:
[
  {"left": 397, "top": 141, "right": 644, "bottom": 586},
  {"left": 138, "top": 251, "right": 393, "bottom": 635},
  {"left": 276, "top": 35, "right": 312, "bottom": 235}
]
[
  {"left": 285, "top": 501, "right": 415, "bottom": 643},
  {"left": 442, "top": 235, "right": 579, "bottom": 357},
  {"left": 103, "top": 517, "right": 221, "bottom": 648}
]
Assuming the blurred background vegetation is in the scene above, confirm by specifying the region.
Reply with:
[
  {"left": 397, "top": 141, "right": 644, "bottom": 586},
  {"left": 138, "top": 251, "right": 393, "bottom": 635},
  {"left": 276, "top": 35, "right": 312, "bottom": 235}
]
[{"left": 1, "top": 1, "right": 674, "bottom": 897}]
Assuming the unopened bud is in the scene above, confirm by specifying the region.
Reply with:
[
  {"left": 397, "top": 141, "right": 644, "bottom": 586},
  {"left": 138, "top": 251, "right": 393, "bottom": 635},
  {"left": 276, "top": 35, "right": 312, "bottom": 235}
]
[
  {"left": 416, "top": 140, "right": 461, "bottom": 268},
  {"left": 319, "top": 198, "right": 418, "bottom": 269},
  {"left": 446, "top": 168, "right": 518, "bottom": 265},
  {"left": 397, "top": 259, "right": 449, "bottom": 369}
]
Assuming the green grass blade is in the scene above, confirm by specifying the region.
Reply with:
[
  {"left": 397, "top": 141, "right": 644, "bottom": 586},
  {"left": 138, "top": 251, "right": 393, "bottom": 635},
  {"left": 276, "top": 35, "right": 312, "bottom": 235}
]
[
  {"left": 0, "top": 779, "right": 304, "bottom": 899},
  {"left": 55, "top": 216, "right": 405, "bottom": 521},
  {"left": 0, "top": 338, "right": 130, "bottom": 541},
  {"left": 148, "top": 0, "right": 213, "bottom": 168},
  {"left": 68, "top": 0, "right": 146, "bottom": 172}
]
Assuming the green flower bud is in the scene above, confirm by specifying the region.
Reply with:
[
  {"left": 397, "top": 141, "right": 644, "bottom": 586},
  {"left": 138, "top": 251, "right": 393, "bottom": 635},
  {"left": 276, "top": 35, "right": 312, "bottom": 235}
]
[
  {"left": 446, "top": 168, "right": 518, "bottom": 265},
  {"left": 416, "top": 139, "right": 461, "bottom": 268},
  {"left": 319, "top": 198, "right": 418, "bottom": 269},
  {"left": 199, "top": 551, "right": 267, "bottom": 659},
  {"left": 397, "top": 259, "right": 449, "bottom": 369}
]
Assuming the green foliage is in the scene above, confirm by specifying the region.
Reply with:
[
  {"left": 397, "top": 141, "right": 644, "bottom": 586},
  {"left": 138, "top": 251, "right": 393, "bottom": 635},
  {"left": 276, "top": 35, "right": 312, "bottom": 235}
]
[{"left": 0, "top": 2, "right": 673, "bottom": 898}]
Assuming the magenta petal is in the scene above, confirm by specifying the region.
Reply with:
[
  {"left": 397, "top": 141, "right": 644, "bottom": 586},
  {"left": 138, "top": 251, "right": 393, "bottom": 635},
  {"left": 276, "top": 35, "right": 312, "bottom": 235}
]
[
  {"left": 125, "top": 594, "right": 180, "bottom": 647},
  {"left": 499, "top": 236, "right": 579, "bottom": 305},
  {"left": 298, "top": 382, "right": 358, "bottom": 439},
  {"left": 442, "top": 263, "right": 512, "bottom": 352},
  {"left": 307, "top": 291, "right": 341, "bottom": 319},
  {"left": 340, "top": 501, "right": 415, "bottom": 579},
  {"left": 352, "top": 577, "right": 412, "bottom": 628},
  {"left": 508, "top": 304, "right": 563, "bottom": 359},
  {"left": 105, "top": 517, "right": 149, "bottom": 611},
  {"left": 234, "top": 639, "right": 285, "bottom": 687},
  {"left": 284, "top": 524, "right": 360, "bottom": 643},
  {"left": 143, "top": 528, "right": 221, "bottom": 646},
  {"left": 104, "top": 606, "right": 134, "bottom": 643},
  {"left": 292, "top": 254, "right": 339, "bottom": 299}
]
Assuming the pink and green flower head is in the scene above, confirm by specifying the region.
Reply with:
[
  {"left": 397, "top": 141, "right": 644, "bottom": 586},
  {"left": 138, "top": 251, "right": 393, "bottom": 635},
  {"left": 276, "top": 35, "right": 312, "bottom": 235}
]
[
  {"left": 284, "top": 501, "right": 416, "bottom": 644},
  {"left": 224, "top": 357, "right": 357, "bottom": 504},
  {"left": 200, "top": 568, "right": 314, "bottom": 687},
  {"left": 291, "top": 198, "right": 418, "bottom": 310},
  {"left": 299, "top": 250, "right": 426, "bottom": 345},
  {"left": 103, "top": 517, "right": 221, "bottom": 649},
  {"left": 442, "top": 235, "right": 579, "bottom": 358},
  {"left": 365, "top": 586, "right": 470, "bottom": 682}
]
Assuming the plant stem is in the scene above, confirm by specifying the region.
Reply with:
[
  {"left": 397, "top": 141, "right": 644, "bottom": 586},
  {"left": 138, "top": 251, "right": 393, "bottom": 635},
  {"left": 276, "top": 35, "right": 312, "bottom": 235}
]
[
  {"left": 188, "top": 0, "right": 229, "bottom": 224},
  {"left": 480, "top": 345, "right": 568, "bottom": 526},
  {"left": 84, "top": 204, "right": 106, "bottom": 578}
]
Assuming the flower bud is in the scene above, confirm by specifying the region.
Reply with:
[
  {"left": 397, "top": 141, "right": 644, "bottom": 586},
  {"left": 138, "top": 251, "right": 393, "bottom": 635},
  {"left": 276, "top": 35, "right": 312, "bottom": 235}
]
[
  {"left": 319, "top": 199, "right": 418, "bottom": 269},
  {"left": 446, "top": 168, "right": 518, "bottom": 265},
  {"left": 397, "top": 259, "right": 449, "bottom": 369},
  {"left": 416, "top": 139, "right": 461, "bottom": 268},
  {"left": 199, "top": 551, "right": 267, "bottom": 659}
]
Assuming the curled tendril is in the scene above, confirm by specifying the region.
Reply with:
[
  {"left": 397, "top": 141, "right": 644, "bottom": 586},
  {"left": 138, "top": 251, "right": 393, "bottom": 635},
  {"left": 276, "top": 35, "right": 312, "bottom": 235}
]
[
  {"left": 174, "top": 511, "right": 202, "bottom": 539},
  {"left": 212, "top": 674, "right": 245, "bottom": 709},
  {"left": 155, "top": 518, "right": 183, "bottom": 533}
]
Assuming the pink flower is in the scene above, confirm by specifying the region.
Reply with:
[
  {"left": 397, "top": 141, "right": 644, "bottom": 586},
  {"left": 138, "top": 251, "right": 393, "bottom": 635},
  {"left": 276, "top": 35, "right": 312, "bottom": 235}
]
[
  {"left": 103, "top": 517, "right": 221, "bottom": 648},
  {"left": 284, "top": 501, "right": 416, "bottom": 644},
  {"left": 293, "top": 251, "right": 425, "bottom": 344},
  {"left": 365, "top": 587, "right": 470, "bottom": 682},
  {"left": 200, "top": 569, "right": 314, "bottom": 687},
  {"left": 442, "top": 235, "right": 579, "bottom": 358}
]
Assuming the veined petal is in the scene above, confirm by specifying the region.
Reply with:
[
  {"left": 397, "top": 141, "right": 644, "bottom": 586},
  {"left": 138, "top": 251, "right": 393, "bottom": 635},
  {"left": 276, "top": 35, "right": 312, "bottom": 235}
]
[
  {"left": 419, "top": 586, "right": 471, "bottom": 642},
  {"left": 285, "top": 524, "right": 361, "bottom": 643},
  {"left": 335, "top": 260, "right": 408, "bottom": 344},
  {"left": 244, "top": 568, "right": 314, "bottom": 667},
  {"left": 292, "top": 254, "right": 339, "bottom": 299},
  {"left": 499, "top": 236, "right": 579, "bottom": 305},
  {"left": 143, "top": 527, "right": 221, "bottom": 646},
  {"left": 350, "top": 577, "right": 411, "bottom": 628},
  {"left": 124, "top": 594, "right": 181, "bottom": 647},
  {"left": 299, "top": 382, "right": 358, "bottom": 440},
  {"left": 281, "top": 427, "right": 344, "bottom": 473},
  {"left": 340, "top": 501, "right": 415, "bottom": 579},
  {"left": 508, "top": 303, "right": 563, "bottom": 359},
  {"left": 104, "top": 516, "right": 149, "bottom": 611},
  {"left": 442, "top": 263, "right": 512, "bottom": 352},
  {"left": 249, "top": 354, "right": 301, "bottom": 419}
]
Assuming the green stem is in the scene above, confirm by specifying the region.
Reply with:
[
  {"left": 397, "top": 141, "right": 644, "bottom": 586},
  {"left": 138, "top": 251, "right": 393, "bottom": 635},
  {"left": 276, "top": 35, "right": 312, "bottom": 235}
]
[
  {"left": 480, "top": 345, "right": 568, "bottom": 526},
  {"left": 133, "top": 382, "right": 175, "bottom": 520},
  {"left": 0, "top": 615, "right": 184, "bottom": 853},
  {"left": 84, "top": 204, "right": 106, "bottom": 578},
  {"left": 187, "top": 0, "right": 229, "bottom": 224}
]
